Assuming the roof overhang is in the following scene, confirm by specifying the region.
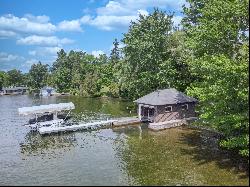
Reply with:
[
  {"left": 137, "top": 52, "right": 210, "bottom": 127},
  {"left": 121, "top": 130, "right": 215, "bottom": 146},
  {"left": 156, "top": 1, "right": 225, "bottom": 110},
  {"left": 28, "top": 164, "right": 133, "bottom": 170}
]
[{"left": 18, "top": 102, "right": 75, "bottom": 116}]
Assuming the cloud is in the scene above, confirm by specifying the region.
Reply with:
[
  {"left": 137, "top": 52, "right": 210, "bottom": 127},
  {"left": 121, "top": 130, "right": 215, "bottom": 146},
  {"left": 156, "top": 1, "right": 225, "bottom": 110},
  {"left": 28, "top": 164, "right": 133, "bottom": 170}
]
[
  {"left": 29, "top": 46, "right": 61, "bottom": 56},
  {"left": 57, "top": 20, "right": 83, "bottom": 32},
  {"left": 109, "top": 41, "right": 125, "bottom": 51},
  {"left": 85, "top": 15, "right": 138, "bottom": 31},
  {"left": 91, "top": 50, "right": 105, "bottom": 57},
  {"left": 24, "top": 58, "right": 39, "bottom": 66},
  {"left": 0, "top": 14, "right": 56, "bottom": 35},
  {"left": 97, "top": 1, "right": 135, "bottom": 16},
  {"left": 0, "top": 52, "right": 25, "bottom": 62},
  {"left": 172, "top": 15, "right": 183, "bottom": 27},
  {"left": 79, "top": 0, "right": 184, "bottom": 31},
  {"left": 17, "top": 35, "right": 74, "bottom": 46},
  {"left": 119, "top": 0, "right": 187, "bottom": 11},
  {"left": 23, "top": 14, "right": 50, "bottom": 23},
  {"left": 0, "top": 30, "right": 17, "bottom": 38},
  {"left": 0, "top": 52, "right": 26, "bottom": 71}
]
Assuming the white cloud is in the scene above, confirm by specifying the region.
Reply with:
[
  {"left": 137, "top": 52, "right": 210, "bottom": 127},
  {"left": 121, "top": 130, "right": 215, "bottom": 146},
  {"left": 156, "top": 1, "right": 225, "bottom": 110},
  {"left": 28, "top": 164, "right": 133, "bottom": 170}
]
[
  {"left": 0, "top": 52, "right": 26, "bottom": 71},
  {"left": 29, "top": 46, "right": 61, "bottom": 56},
  {"left": 17, "top": 35, "right": 74, "bottom": 46},
  {"left": 137, "top": 9, "right": 149, "bottom": 16},
  {"left": 120, "top": 0, "right": 186, "bottom": 11},
  {"left": 97, "top": 1, "right": 134, "bottom": 16},
  {"left": 109, "top": 41, "right": 125, "bottom": 51},
  {"left": 79, "top": 0, "right": 184, "bottom": 31},
  {"left": 0, "top": 14, "right": 56, "bottom": 35},
  {"left": 172, "top": 15, "right": 183, "bottom": 27},
  {"left": 0, "top": 52, "right": 25, "bottom": 62},
  {"left": 0, "top": 30, "right": 16, "bottom": 38},
  {"left": 91, "top": 50, "right": 105, "bottom": 57},
  {"left": 24, "top": 14, "right": 50, "bottom": 23},
  {"left": 86, "top": 15, "right": 138, "bottom": 31},
  {"left": 57, "top": 20, "right": 83, "bottom": 32},
  {"left": 80, "top": 15, "right": 92, "bottom": 24},
  {"left": 25, "top": 58, "right": 39, "bottom": 65}
]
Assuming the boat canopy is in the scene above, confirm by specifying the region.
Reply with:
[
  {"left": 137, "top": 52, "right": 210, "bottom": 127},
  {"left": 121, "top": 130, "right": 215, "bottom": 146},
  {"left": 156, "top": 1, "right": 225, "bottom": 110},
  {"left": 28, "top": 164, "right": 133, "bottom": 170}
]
[{"left": 18, "top": 102, "right": 75, "bottom": 116}]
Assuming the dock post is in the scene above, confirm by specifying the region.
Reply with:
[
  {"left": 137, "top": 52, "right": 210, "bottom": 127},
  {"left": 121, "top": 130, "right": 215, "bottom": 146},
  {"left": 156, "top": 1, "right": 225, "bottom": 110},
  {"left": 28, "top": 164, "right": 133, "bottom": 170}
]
[
  {"left": 138, "top": 104, "right": 142, "bottom": 120},
  {"left": 138, "top": 125, "right": 142, "bottom": 139}
]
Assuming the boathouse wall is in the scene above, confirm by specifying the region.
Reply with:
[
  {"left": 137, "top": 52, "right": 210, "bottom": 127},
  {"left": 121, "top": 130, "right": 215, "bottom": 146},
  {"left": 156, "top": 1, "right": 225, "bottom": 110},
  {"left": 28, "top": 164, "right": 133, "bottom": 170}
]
[{"left": 153, "top": 102, "right": 196, "bottom": 123}]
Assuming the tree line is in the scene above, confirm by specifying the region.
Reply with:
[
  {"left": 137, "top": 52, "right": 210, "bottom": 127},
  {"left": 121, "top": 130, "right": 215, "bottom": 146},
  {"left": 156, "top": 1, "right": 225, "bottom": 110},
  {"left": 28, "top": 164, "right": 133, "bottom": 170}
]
[{"left": 0, "top": 0, "right": 248, "bottom": 157}]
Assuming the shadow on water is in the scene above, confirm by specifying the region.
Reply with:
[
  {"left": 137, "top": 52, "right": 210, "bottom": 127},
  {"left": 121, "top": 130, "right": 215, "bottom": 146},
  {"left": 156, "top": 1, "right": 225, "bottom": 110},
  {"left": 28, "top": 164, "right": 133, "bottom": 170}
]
[{"left": 178, "top": 126, "right": 249, "bottom": 178}]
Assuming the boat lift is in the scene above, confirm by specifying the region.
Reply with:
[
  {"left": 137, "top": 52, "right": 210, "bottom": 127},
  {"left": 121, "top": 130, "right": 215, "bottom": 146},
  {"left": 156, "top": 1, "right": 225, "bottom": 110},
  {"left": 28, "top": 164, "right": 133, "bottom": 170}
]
[
  {"left": 18, "top": 102, "right": 76, "bottom": 133},
  {"left": 18, "top": 102, "right": 141, "bottom": 135},
  {"left": 18, "top": 102, "right": 119, "bottom": 135}
]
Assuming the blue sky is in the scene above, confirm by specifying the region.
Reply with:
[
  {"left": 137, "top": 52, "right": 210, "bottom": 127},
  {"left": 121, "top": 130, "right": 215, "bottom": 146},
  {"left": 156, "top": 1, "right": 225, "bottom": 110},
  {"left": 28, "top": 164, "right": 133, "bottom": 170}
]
[{"left": 0, "top": 0, "right": 186, "bottom": 72}]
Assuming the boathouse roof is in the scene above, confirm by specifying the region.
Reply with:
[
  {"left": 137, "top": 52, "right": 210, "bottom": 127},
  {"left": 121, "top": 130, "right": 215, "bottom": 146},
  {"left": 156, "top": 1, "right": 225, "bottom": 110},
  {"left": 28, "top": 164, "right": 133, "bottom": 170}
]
[
  {"left": 18, "top": 102, "right": 75, "bottom": 116},
  {"left": 134, "top": 88, "right": 198, "bottom": 106}
]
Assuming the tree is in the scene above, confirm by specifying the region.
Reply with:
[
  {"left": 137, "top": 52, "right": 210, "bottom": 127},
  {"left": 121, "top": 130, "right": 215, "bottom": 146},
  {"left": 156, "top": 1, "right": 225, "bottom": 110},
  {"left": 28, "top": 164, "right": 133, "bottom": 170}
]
[
  {"left": 110, "top": 38, "right": 120, "bottom": 64},
  {"left": 6, "top": 69, "right": 24, "bottom": 86},
  {"left": 28, "top": 61, "right": 49, "bottom": 89},
  {"left": 182, "top": 0, "right": 249, "bottom": 58},
  {"left": 121, "top": 8, "right": 191, "bottom": 99},
  {"left": 0, "top": 71, "right": 7, "bottom": 89},
  {"left": 183, "top": 0, "right": 249, "bottom": 157}
]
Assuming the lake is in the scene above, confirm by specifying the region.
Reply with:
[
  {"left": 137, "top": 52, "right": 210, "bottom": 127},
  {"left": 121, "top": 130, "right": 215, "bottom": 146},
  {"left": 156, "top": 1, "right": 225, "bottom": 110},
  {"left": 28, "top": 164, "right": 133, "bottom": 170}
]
[{"left": 0, "top": 95, "right": 248, "bottom": 185}]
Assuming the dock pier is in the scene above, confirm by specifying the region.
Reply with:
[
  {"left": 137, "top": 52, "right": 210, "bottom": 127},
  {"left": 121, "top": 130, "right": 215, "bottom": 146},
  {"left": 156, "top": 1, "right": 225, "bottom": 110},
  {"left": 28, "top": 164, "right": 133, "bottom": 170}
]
[
  {"left": 38, "top": 116, "right": 197, "bottom": 135},
  {"left": 38, "top": 116, "right": 142, "bottom": 135}
]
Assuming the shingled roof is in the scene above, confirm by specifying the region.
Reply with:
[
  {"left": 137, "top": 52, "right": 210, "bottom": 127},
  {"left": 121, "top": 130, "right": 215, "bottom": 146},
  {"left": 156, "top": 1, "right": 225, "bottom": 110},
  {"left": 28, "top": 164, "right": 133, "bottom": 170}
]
[{"left": 134, "top": 88, "right": 198, "bottom": 105}]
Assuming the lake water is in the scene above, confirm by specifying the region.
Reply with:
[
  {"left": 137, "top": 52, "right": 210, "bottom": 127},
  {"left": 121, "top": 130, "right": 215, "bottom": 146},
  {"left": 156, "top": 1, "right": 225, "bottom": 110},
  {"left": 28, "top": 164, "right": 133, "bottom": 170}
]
[{"left": 0, "top": 95, "right": 248, "bottom": 185}]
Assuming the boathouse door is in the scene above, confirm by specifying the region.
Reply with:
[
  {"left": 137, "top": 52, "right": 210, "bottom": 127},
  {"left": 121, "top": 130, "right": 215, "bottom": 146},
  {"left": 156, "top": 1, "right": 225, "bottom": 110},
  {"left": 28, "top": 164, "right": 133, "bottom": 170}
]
[{"left": 142, "top": 106, "right": 155, "bottom": 122}]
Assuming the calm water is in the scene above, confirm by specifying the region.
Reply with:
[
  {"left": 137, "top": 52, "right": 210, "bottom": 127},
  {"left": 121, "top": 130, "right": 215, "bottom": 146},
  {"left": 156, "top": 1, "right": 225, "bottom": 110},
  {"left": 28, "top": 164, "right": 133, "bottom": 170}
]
[{"left": 0, "top": 95, "right": 248, "bottom": 186}]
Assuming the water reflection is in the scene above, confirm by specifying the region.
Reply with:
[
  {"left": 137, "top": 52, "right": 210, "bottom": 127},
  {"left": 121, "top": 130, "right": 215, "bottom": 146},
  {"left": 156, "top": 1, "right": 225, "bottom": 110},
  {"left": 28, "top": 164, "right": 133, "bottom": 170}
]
[
  {"left": 114, "top": 126, "right": 249, "bottom": 186},
  {"left": 1, "top": 95, "right": 248, "bottom": 186},
  {"left": 178, "top": 127, "right": 249, "bottom": 178},
  {"left": 20, "top": 131, "right": 77, "bottom": 157}
]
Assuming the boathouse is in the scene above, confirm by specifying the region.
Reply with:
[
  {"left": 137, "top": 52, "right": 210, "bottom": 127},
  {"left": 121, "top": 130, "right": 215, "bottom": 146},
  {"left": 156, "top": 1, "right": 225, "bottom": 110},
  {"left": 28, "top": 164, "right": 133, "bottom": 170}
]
[
  {"left": 134, "top": 88, "right": 198, "bottom": 123},
  {"left": 40, "top": 86, "right": 57, "bottom": 96},
  {"left": 2, "top": 86, "right": 28, "bottom": 95}
]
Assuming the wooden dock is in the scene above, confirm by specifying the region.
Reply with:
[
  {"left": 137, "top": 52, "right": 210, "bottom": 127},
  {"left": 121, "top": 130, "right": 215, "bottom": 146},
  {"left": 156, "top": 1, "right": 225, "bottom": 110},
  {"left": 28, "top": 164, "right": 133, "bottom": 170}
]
[
  {"left": 148, "top": 117, "right": 197, "bottom": 131},
  {"left": 38, "top": 116, "right": 197, "bottom": 135}
]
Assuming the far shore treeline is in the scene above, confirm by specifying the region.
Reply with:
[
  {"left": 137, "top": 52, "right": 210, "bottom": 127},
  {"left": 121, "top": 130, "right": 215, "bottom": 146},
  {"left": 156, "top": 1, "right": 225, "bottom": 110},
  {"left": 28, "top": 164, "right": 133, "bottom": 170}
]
[{"left": 0, "top": 1, "right": 249, "bottom": 158}]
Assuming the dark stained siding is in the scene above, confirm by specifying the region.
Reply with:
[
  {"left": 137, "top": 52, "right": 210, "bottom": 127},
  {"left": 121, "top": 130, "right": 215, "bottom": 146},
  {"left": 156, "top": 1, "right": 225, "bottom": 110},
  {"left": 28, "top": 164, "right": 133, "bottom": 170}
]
[{"left": 154, "top": 103, "right": 196, "bottom": 122}]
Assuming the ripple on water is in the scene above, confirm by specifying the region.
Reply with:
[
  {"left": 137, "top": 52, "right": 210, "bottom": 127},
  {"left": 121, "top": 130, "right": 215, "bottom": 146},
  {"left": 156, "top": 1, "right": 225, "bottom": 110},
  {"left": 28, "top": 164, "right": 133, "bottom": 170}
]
[{"left": 0, "top": 95, "right": 248, "bottom": 185}]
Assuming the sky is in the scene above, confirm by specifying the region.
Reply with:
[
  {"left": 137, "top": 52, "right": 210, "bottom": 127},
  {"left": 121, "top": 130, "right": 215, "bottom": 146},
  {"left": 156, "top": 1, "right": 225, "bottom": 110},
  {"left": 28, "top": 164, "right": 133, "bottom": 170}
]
[{"left": 0, "top": 0, "right": 187, "bottom": 72}]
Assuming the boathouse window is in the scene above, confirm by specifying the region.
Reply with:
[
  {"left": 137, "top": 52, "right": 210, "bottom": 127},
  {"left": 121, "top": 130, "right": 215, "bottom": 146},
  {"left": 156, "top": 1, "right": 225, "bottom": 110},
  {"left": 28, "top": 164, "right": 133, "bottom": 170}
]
[
  {"left": 165, "top": 106, "right": 172, "bottom": 112},
  {"left": 181, "top": 104, "right": 188, "bottom": 110}
]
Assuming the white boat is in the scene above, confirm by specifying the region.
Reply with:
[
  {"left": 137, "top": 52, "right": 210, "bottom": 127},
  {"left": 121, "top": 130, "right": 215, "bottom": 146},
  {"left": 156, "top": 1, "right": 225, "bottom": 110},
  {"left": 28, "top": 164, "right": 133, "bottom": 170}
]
[{"left": 18, "top": 102, "right": 75, "bottom": 133}]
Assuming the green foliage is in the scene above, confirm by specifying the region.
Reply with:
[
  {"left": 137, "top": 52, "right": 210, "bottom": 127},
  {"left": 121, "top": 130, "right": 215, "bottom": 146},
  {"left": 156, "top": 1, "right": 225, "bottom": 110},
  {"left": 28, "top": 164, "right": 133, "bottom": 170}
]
[
  {"left": 182, "top": 0, "right": 249, "bottom": 58},
  {"left": 0, "top": 71, "right": 7, "bottom": 89},
  {"left": 121, "top": 9, "right": 173, "bottom": 99},
  {"left": 187, "top": 54, "right": 249, "bottom": 156},
  {"left": 1, "top": 2, "right": 248, "bottom": 158},
  {"left": 121, "top": 8, "right": 193, "bottom": 99},
  {"left": 6, "top": 69, "right": 24, "bottom": 87},
  {"left": 184, "top": 0, "right": 249, "bottom": 157},
  {"left": 110, "top": 38, "right": 120, "bottom": 64},
  {"left": 28, "top": 61, "right": 49, "bottom": 89}
]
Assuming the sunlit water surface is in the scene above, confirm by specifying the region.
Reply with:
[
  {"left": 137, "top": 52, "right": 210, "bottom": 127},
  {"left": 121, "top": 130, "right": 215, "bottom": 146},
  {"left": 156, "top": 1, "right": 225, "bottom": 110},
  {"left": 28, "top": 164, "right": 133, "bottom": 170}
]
[{"left": 0, "top": 95, "right": 248, "bottom": 185}]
